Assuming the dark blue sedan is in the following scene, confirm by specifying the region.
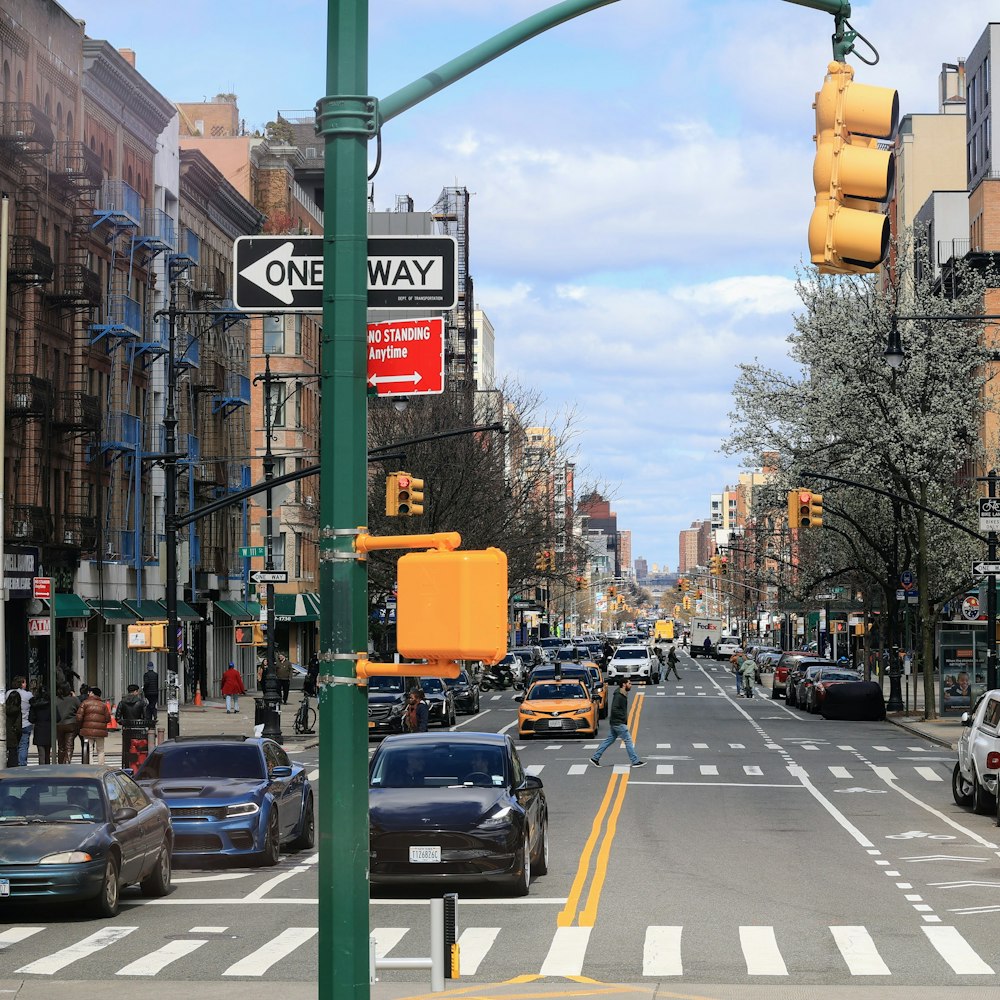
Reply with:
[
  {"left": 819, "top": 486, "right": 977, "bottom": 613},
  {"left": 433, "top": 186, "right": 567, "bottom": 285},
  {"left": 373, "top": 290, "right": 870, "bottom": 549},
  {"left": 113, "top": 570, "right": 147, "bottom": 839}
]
[
  {"left": 135, "top": 736, "right": 314, "bottom": 866},
  {"left": 0, "top": 766, "right": 172, "bottom": 916}
]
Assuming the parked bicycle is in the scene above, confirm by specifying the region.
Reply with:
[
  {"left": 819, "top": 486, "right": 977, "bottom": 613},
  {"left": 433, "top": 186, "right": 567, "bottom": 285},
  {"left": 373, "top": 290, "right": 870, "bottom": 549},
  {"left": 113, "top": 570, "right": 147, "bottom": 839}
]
[{"left": 293, "top": 692, "right": 317, "bottom": 735}]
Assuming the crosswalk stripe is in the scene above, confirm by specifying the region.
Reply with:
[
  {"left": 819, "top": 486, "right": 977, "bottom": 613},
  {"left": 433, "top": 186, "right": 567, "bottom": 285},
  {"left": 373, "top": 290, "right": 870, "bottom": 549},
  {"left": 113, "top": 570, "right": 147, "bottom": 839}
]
[
  {"left": 526, "top": 764, "right": 544, "bottom": 776},
  {"left": 117, "top": 939, "right": 208, "bottom": 976},
  {"left": 0, "top": 927, "right": 44, "bottom": 950},
  {"left": 801, "top": 744, "right": 819, "bottom": 751},
  {"left": 744, "top": 765, "right": 762, "bottom": 776},
  {"left": 699, "top": 765, "right": 718, "bottom": 776},
  {"left": 729, "top": 743, "right": 745, "bottom": 749},
  {"left": 830, "top": 926, "right": 890, "bottom": 975},
  {"left": 922, "top": 926, "right": 994, "bottom": 974},
  {"left": 17, "top": 927, "right": 138, "bottom": 975},
  {"left": 370, "top": 928, "right": 408, "bottom": 959},
  {"left": 545, "top": 745, "right": 564, "bottom": 750},
  {"left": 872, "top": 745, "right": 891, "bottom": 752},
  {"left": 656, "top": 764, "right": 674, "bottom": 775},
  {"left": 643, "top": 926, "right": 682, "bottom": 976},
  {"left": 693, "top": 743, "right": 708, "bottom": 749},
  {"left": 222, "top": 928, "right": 318, "bottom": 976},
  {"left": 568, "top": 764, "right": 588, "bottom": 775},
  {"left": 871, "top": 766, "right": 896, "bottom": 781},
  {"left": 787, "top": 765, "right": 808, "bottom": 778},
  {"left": 740, "top": 926, "right": 787, "bottom": 975},
  {"left": 307, "top": 769, "right": 319, "bottom": 782},
  {"left": 539, "top": 926, "right": 591, "bottom": 976},
  {"left": 829, "top": 766, "right": 852, "bottom": 778},
  {"left": 491, "top": 695, "right": 502, "bottom": 701},
  {"left": 915, "top": 767, "right": 943, "bottom": 782},
  {"left": 656, "top": 743, "right": 671, "bottom": 749},
  {"left": 458, "top": 927, "right": 500, "bottom": 975}
]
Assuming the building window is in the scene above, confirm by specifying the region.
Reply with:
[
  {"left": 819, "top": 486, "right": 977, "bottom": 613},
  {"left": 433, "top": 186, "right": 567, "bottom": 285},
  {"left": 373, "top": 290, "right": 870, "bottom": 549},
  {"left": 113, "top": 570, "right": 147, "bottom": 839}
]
[
  {"left": 294, "top": 382, "right": 302, "bottom": 428},
  {"left": 263, "top": 315, "right": 284, "bottom": 354},
  {"left": 293, "top": 315, "right": 302, "bottom": 355},
  {"left": 271, "top": 384, "right": 286, "bottom": 427},
  {"left": 294, "top": 532, "right": 302, "bottom": 578}
]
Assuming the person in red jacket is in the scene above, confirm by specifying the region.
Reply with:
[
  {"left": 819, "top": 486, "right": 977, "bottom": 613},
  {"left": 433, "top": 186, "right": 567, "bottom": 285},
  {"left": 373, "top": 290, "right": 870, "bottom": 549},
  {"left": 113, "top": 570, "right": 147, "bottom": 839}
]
[{"left": 221, "top": 663, "right": 246, "bottom": 714}]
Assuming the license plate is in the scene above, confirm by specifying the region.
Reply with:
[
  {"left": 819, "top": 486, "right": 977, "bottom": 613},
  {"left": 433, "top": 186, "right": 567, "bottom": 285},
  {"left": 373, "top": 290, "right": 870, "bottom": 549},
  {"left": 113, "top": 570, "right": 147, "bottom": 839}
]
[
  {"left": 0, "top": 879, "right": 9, "bottom": 897},
  {"left": 548, "top": 719, "right": 564, "bottom": 728},
  {"left": 409, "top": 846, "right": 441, "bottom": 864}
]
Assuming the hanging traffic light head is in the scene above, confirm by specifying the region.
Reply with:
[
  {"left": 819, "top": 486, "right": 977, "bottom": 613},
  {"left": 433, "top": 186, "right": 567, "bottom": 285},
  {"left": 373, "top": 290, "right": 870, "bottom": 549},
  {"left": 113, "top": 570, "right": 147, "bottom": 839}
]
[
  {"left": 397, "top": 473, "right": 424, "bottom": 516},
  {"left": 808, "top": 61, "right": 898, "bottom": 274},
  {"left": 720, "top": 555, "right": 728, "bottom": 574},
  {"left": 790, "top": 489, "right": 824, "bottom": 528}
]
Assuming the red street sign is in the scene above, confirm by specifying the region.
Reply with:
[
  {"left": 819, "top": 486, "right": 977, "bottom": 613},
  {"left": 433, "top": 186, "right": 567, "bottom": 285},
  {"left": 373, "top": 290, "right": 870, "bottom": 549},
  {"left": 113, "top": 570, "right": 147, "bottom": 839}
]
[
  {"left": 32, "top": 577, "right": 51, "bottom": 600},
  {"left": 367, "top": 317, "right": 445, "bottom": 397}
]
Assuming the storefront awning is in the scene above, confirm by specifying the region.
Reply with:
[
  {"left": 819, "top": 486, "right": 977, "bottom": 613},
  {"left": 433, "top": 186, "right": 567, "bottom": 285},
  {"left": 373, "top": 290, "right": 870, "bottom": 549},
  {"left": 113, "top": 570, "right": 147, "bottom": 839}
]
[
  {"left": 165, "top": 600, "right": 201, "bottom": 621},
  {"left": 86, "top": 599, "right": 138, "bottom": 623},
  {"left": 45, "top": 594, "right": 93, "bottom": 619},
  {"left": 214, "top": 600, "right": 261, "bottom": 621},
  {"left": 273, "top": 593, "right": 319, "bottom": 623},
  {"left": 123, "top": 600, "right": 168, "bottom": 621}
]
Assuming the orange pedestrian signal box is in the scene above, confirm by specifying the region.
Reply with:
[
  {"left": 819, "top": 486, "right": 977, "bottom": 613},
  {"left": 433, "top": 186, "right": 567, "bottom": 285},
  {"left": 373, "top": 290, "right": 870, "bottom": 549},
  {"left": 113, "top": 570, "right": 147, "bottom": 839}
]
[
  {"left": 396, "top": 547, "right": 508, "bottom": 664},
  {"left": 127, "top": 622, "right": 167, "bottom": 651}
]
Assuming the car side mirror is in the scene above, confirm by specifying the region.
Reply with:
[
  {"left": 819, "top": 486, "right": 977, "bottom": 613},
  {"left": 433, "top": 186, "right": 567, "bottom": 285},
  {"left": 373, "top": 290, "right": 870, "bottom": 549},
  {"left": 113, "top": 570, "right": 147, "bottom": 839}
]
[
  {"left": 112, "top": 806, "right": 138, "bottom": 823},
  {"left": 514, "top": 695, "right": 524, "bottom": 703},
  {"left": 961, "top": 712, "right": 971, "bottom": 727},
  {"left": 523, "top": 774, "right": 543, "bottom": 790},
  {"left": 270, "top": 765, "right": 293, "bottom": 778}
]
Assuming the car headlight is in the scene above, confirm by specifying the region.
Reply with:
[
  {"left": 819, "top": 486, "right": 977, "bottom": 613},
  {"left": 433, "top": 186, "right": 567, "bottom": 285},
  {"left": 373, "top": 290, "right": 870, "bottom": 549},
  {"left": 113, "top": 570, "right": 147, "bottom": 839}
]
[
  {"left": 40, "top": 851, "right": 93, "bottom": 864},
  {"left": 225, "top": 802, "right": 260, "bottom": 817},
  {"left": 477, "top": 805, "right": 513, "bottom": 829}
]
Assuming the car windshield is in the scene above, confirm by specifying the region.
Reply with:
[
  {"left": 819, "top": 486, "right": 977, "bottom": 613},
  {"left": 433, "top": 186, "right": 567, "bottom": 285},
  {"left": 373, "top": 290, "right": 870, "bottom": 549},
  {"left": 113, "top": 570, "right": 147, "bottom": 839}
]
[
  {"left": 138, "top": 745, "right": 265, "bottom": 781},
  {"left": 820, "top": 671, "right": 861, "bottom": 682},
  {"left": 528, "top": 683, "right": 587, "bottom": 700},
  {"left": 371, "top": 742, "right": 507, "bottom": 788},
  {"left": 443, "top": 671, "right": 470, "bottom": 688},
  {"left": 614, "top": 649, "right": 647, "bottom": 660},
  {"left": 368, "top": 676, "right": 407, "bottom": 693},
  {"left": 420, "top": 678, "right": 445, "bottom": 693},
  {"left": 556, "top": 648, "right": 576, "bottom": 660},
  {"left": 0, "top": 779, "right": 105, "bottom": 823}
]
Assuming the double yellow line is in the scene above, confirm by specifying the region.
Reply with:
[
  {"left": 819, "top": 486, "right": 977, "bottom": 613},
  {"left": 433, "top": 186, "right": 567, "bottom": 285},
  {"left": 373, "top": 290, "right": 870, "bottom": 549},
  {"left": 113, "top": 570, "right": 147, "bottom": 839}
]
[{"left": 557, "top": 692, "right": 644, "bottom": 928}]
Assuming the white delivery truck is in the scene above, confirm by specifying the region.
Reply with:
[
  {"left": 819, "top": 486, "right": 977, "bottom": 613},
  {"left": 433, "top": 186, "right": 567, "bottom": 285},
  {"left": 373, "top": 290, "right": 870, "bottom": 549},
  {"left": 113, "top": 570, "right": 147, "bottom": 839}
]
[{"left": 689, "top": 617, "right": 725, "bottom": 658}]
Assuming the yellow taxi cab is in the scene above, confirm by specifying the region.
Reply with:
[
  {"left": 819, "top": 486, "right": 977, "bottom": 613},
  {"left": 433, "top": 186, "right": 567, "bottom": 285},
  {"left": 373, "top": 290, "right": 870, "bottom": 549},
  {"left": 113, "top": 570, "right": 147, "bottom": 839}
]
[
  {"left": 582, "top": 661, "right": 608, "bottom": 719},
  {"left": 516, "top": 678, "right": 598, "bottom": 739}
]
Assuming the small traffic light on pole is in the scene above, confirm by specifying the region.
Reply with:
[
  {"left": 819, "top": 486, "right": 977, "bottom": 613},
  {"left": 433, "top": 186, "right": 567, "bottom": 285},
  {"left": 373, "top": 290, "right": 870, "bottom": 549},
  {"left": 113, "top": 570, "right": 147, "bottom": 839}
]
[
  {"left": 808, "top": 61, "right": 898, "bottom": 274},
  {"left": 789, "top": 488, "right": 824, "bottom": 528},
  {"left": 386, "top": 471, "right": 425, "bottom": 516}
]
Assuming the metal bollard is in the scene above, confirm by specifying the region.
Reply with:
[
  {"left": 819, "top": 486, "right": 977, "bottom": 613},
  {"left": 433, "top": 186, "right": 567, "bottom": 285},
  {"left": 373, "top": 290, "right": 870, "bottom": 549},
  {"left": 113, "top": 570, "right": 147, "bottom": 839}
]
[
  {"left": 429, "top": 897, "right": 445, "bottom": 992},
  {"left": 443, "top": 892, "right": 459, "bottom": 978}
]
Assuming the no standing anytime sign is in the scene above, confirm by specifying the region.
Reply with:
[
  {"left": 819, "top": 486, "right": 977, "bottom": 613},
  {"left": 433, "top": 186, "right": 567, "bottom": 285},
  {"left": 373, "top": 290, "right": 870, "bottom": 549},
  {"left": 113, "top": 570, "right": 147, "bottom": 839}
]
[{"left": 367, "top": 318, "right": 445, "bottom": 397}]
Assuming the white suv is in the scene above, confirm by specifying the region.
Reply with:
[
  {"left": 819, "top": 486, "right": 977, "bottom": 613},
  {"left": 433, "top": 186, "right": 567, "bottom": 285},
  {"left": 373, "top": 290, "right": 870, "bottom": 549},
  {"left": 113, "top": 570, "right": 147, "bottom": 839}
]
[
  {"left": 716, "top": 637, "right": 742, "bottom": 661},
  {"left": 954, "top": 690, "right": 1000, "bottom": 816},
  {"left": 606, "top": 644, "right": 657, "bottom": 685}
]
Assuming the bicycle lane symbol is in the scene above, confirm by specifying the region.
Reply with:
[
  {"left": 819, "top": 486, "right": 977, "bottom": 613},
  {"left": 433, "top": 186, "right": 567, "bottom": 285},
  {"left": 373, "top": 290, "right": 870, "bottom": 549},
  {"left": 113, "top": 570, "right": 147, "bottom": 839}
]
[{"left": 886, "top": 830, "right": 956, "bottom": 840}]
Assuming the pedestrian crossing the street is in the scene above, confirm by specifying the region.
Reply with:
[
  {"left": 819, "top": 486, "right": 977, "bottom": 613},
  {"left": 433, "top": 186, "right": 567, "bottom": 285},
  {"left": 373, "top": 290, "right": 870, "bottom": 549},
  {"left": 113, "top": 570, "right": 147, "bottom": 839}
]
[{"left": 4, "top": 919, "right": 993, "bottom": 980}]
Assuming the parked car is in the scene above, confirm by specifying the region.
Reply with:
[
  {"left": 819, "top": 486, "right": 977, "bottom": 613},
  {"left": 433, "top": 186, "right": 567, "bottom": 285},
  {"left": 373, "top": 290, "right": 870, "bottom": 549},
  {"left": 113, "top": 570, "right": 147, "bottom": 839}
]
[
  {"left": 369, "top": 732, "right": 548, "bottom": 895},
  {"left": 516, "top": 678, "right": 598, "bottom": 738},
  {"left": 774, "top": 651, "right": 824, "bottom": 705},
  {"left": 954, "top": 690, "right": 1000, "bottom": 816},
  {"left": 444, "top": 668, "right": 481, "bottom": 715},
  {"left": 806, "top": 666, "right": 863, "bottom": 714},
  {"left": 0, "top": 766, "right": 173, "bottom": 916},
  {"left": 419, "top": 676, "right": 458, "bottom": 728},
  {"left": 716, "top": 636, "right": 742, "bottom": 661},
  {"left": 793, "top": 662, "right": 834, "bottom": 711},
  {"left": 136, "top": 735, "right": 314, "bottom": 866},
  {"left": 606, "top": 644, "right": 658, "bottom": 684},
  {"left": 366, "top": 673, "right": 418, "bottom": 738}
]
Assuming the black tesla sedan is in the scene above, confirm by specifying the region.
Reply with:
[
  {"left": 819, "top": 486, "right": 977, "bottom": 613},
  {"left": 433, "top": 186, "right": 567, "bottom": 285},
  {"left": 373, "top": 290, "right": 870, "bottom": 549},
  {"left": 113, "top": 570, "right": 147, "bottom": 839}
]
[
  {"left": 418, "top": 676, "right": 458, "bottom": 727},
  {"left": 369, "top": 732, "right": 548, "bottom": 896},
  {"left": 444, "top": 668, "right": 481, "bottom": 715},
  {"left": 0, "top": 766, "right": 172, "bottom": 916}
]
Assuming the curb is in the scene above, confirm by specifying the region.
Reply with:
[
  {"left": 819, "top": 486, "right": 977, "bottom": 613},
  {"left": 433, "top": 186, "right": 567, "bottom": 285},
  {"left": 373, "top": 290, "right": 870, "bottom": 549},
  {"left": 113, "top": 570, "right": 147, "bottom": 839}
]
[{"left": 885, "top": 714, "right": 956, "bottom": 750}]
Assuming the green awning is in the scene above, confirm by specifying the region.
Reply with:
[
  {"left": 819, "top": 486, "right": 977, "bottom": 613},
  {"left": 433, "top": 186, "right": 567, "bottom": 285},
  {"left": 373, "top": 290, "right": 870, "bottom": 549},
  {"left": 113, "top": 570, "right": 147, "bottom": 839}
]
[
  {"left": 123, "top": 600, "right": 168, "bottom": 621},
  {"left": 87, "top": 599, "right": 138, "bottom": 623},
  {"left": 45, "top": 594, "right": 93, "bottom": 619},
  {"left": 273, "top": 593, "right": 319, "bottom": 623},
  {"left": 305, "top": 593, "right": 321, "bottom": 618},
  {"left": 214, "top": 600, "right": 261, "bottom": 621},
  {"left": 161, "top": 600, "right": 201, "bottom": 621}
]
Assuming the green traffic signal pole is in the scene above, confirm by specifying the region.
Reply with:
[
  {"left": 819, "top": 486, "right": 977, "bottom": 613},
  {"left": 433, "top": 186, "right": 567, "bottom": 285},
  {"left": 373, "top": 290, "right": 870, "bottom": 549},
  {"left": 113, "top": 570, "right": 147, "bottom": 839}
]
[{"left": 316, "top": 2, "right": 621, "bottom": 996}]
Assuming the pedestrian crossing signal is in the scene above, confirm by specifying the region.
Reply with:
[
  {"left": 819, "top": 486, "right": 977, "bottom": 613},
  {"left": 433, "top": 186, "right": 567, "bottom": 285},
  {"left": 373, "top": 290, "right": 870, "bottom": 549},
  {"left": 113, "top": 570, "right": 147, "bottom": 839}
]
[
  {"left": 235, "top": 622, "right": 266, "bottom": 646},
  {"left": 127, "top": 622, "right": 167, "bottom": 651}
]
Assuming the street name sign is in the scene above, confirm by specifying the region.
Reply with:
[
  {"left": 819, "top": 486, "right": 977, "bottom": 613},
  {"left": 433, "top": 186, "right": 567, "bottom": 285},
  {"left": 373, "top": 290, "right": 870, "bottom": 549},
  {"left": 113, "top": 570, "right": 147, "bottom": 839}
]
[
  {"left": 250, "top": 570, "right": 288, "bottom": 584},
  {"left": 980, "top": 497, "right": 1000, "bottom": 532},
  {"left": 973, "top": 560, "right": 1000, "bottom": 576},
  {"left": 233, "top": 235, "right": 458, "bottom": 312},
  {"left": 239, "top": 546, "right": 265, "bottom": 558},
  {"left": 367, "top": 317, "right": 445, "bottom": 397}
]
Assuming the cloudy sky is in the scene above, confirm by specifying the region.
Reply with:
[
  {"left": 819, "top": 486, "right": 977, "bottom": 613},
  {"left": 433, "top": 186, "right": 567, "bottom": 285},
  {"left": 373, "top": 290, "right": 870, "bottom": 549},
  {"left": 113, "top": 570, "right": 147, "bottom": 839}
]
[{"left": 68, "top": 0, "right": 989, "bottom": 568}]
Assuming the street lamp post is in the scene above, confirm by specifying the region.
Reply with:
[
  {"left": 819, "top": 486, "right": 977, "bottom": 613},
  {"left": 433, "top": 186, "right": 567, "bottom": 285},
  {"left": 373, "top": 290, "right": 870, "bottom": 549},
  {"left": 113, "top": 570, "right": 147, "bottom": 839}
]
[
  {"left": 886, "top": 500, "right": 904, "bottom": 712},
  {"left": 163, "top": 277, "right": 181, "bottom": 739}
]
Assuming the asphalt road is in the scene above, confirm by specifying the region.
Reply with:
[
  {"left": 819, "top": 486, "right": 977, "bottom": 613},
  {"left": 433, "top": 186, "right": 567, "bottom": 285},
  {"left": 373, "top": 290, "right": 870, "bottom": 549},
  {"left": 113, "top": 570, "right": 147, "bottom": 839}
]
[{"left": 3, "top": 646, "right": 1000, "bottom": 996}]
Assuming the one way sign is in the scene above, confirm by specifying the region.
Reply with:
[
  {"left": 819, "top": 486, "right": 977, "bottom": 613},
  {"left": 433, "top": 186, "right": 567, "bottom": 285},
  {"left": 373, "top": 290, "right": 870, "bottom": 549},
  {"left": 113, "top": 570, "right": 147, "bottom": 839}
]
[{"left": 233, "top": 235, "right": 457, "bottom": 312}]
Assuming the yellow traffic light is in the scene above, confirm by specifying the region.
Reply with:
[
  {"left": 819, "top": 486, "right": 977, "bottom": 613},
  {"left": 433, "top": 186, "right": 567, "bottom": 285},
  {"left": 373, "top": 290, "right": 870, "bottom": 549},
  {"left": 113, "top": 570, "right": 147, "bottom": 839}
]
[
  {"left": 386, "top": 471, "right": 424, "bottom": 516},
  {"left": 683, "top": 595, "right": 691, "bottom": 610},
  {"left": 720, "top": 555, "right": 728, "bottom": 574},
  {"left": 710, "top": 555, "right": 721, "bottom": 576},
  {"left": 787, "top": 489, "right": 799, "bottom": 527},
  {"left": 790, "top": 489, "right": 824, "bottom": 528},
  {"left": 385, "top": 473, "right": 401, "bottom": 516},
  {"left": 809, "top": 61, "right": 898, "bottom": 274}
]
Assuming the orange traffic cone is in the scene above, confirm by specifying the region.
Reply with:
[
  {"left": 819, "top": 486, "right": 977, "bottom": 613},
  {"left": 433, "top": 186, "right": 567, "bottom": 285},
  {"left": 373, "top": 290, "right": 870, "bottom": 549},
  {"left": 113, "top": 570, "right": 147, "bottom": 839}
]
[
  {"left": 108, "top": 701, "right": 118, "bottom": 730},
  {"left": 193, "top": 682, "right": 202, "bottom": 707}
]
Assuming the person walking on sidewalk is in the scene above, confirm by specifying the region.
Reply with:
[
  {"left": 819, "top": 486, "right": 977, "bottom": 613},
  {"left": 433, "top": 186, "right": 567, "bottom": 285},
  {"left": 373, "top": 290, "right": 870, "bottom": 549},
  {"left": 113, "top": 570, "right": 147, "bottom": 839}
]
[
  {"left": 276, "top": 653, "right": 292, "bottom": 705},
  {"left": 12, "top": 676, "right": 32, "bottom": 767},
  {"left": 221, "top": 663, "right": 246, "bottom": 714},
  {"left": 115, "top": 684, "right": 149, "bottom": 728},
  {"left": 142, "top": 662, "right": 159, "bottom": 724},
  {"left": 5, "top": 689, "right": 22, "bottom": 767},
  {"left": 76, "top": 687, "right": 111, "bottom": 765},
  {"left": 28, "top": 687, "right": 54, "bottom": 765},
  {"left": 55, "top": 682, "right": 80, "bottom": 764},
  {"left": 665, "top": 644, "right": 681, "bottom": 680},
  {"left": 590, "top": 678, "right": 644, "bottom": 768}
]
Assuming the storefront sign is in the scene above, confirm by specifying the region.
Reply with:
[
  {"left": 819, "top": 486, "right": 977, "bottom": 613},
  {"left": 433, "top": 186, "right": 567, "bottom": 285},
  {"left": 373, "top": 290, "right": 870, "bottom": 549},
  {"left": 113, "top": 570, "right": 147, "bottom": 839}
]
[
  {"left": 3, "top": 546, "right": 39, "bottom": 598},
  {"left": 28, "top": 617, "right": 50, "bottom": 636}
]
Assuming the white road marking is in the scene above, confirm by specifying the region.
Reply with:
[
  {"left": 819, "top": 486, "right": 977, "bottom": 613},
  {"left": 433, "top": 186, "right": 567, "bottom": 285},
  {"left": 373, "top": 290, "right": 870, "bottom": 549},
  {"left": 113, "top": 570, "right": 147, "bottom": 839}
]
[
  {"left": 116, "top": 938, "right": 208, "bottom": 976},
  {"left": 568, "top": 764, "right": 588, "bottom": 775},
  {"left": 458, "top": 927, "right": 500, "bottom": 975},
  {"left": 370, "top": 928, "right": 408, "bottom": 959},
  {"left": 908, "top": 747, "right": 928, "bottom": 752},
  {"left": 539, "top": 926, "right": 591, "bottom": 976},
  {"left": 829, "top": 766, "right": 852, "bottom": 779},
  {"left": 172, "top": 872, "right": 254, "bottom": 884},
  {"left": 830, "top": 926, "right": 890, "bottom": 975},
  {"left": 744, "top": 765, "right": 763, "bottom": 776},
  {"left": 222, "top": 927, "right": 318, "bottom": 976},
  {"left": 526, "top": 764, "right": 545, "bottom": 776},
  {"left": 740, "top": 926, "right": 787, "bottom": 975},
  {"left": 0, "top": 927, "right": 44, "bottom": 950},
  {"left": 922, "top": 926, "right": 994, "bottom": 974},
  {"left": 307, "top": 769, "right": 320, "bottom": 782},
  {"left": 871, "top": 766, "right": 897, "bottom": 781},
  {"left": 801, "top": 744, "right": 819, "bottom": 751},
  {"left": 692, "top": 742, "right": 708, "bottom": 749},
  {"left": 451, "top": 709, "right": 492, "bottom": 730},
  {"left": 729, "top": 743, "right": 745, "bottom": 749},
  {"left": 916, "top": 767, "right": 943, "bottom": 782},
  {"left": 491, "top": 695, "right": 502, "bottom": 701},
  {"left": 244, "top": 866, "right": 309, "bottom": 900},
  {"left": 190, "top": 926, "right": 229, "bottom": 933},
  {"left": 872, "top": 745, "right": 891, "bottom": 752},
  {"left": 787, "top": 765, "right": 809, "bottom": 778},
  {"left": 643, "top": 926, "right": 682, "bottom": 976},
  {"left": 656, "top": 764, "right": 674, "bottom": 775},
  {"left": 699, "top": 765, "right": 719, "bottom": 776},
  {"left": 17, "top": 927, "right": 138, "bottom": 975},
  {"left": 545, "top": 745, "right": 564, "bottom": 750},
  {"left": 656, "top": 743, "right": 671, "bottom": 749},
  {"left": 838, "top": 745, "right": 856, "bottom": 751}
]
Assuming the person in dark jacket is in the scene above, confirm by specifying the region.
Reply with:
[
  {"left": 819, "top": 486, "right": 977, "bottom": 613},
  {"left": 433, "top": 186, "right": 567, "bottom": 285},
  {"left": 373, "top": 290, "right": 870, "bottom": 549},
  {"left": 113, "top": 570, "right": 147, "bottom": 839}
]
[
  {"left": 28, "top": 687, "right": 54, "bottom": 765},
  {"left": 115, "top": 684, "right": 149, "bottom": 727},
  {"left": 5, "top": 690, "right": 23, "bottom": 767},
  {"left": 589, "top": 678, "right": 644, "bottom": 768},
  {"left": 142, "top": 662, "right": 159, "bottom": 723},
  {"left": 55, "top": 682, "right": 81, "bottom": 765},
  {"left": 404, "top": 688, "right": 429, "bottom": 733},
  {"left": 666, "top": 644, "right": 681, "bottom": 680},
  {"left": 304, "top": 652, "right": 320, "bottom": 697}
]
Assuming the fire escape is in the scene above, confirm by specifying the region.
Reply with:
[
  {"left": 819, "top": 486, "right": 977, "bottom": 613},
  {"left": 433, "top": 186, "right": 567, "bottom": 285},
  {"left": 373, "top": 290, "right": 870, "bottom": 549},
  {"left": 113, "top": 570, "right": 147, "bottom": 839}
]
[{"left": 431, "top": 187, "right": 474, "bottom": 394}]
